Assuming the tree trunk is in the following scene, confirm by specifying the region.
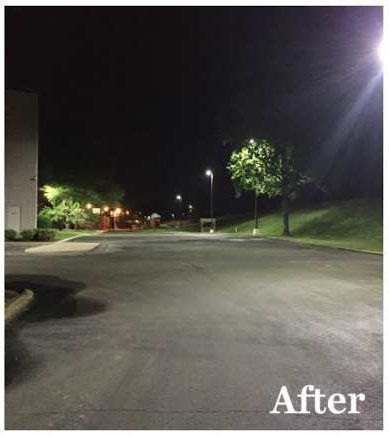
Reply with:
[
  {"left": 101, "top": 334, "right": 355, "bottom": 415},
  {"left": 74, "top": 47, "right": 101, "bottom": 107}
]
[
  {"left": 281, "top": 196, "right": 291, "bottom": 236},
  {"left": 253, "top": 192, "right": 260, "bottom": 235},
  {"left": 254, "top": 193, "right": 259, "bottom": 229},
  {"left": 65, "top": 222, "right": 70, "bottom": 230}
]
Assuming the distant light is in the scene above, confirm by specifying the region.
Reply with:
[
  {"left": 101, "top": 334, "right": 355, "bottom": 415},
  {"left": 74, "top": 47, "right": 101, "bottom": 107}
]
[
  {"left": 176, "top": 194, "right": 182, "bottom": 201},
  {"left": 188, "top": 204, "right": 194, "bottom": 210},
  {"left": 103, "top": 206, "right": 109, "bottom": 212},
  {"left": 126, "top": 210, "right": 130, "bottom": 215},
  {"left": 92, "top": 207, "right": 100, "bottom": 215},
  {"left": 115, "top": 208, "right": 122, "bottom": 215},
  {"left": 249, "top": 138, "right": 255, "bottom": 144},
  {"left": 86, "top": 203, "right": 93, "bottom": 210},
  {"left": 377, "top": 39, "right": 384, "bottom": 62},
  {"left": 205, "top": 169, "right": 213, "bottom": 177}
]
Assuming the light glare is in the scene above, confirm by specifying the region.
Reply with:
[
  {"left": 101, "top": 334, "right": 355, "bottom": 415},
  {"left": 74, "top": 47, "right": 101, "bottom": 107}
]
[{"left": 377, "top": 40, "right": 383, "bottom": 62}]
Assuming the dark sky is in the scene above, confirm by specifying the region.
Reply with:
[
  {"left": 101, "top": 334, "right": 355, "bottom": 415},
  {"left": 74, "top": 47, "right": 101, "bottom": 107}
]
[{"left": 5, "top": 6, "right": 383, "bottom": 216}]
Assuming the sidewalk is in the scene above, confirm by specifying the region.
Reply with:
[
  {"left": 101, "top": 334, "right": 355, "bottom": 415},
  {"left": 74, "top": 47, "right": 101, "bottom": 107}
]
[
  {"left": 25, "top": 242, "right": 99, "bottom": 254},
  {"left": 5, "top": 242, "right": 50, "bottom": 256}
]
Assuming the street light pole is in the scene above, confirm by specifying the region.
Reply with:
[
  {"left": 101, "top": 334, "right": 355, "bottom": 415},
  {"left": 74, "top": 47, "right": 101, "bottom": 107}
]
[
  {"left": 206, "top": 169, "right": 214, "bottom": 231},
  {"left": 205, "top": 169, "right": 214, "bottom": 219},
  {"left": 176, "top": 194, "right": 182, "bottom": 227},
  {"left": 210, "top": 173, "right": 213, "bottom": 220}
]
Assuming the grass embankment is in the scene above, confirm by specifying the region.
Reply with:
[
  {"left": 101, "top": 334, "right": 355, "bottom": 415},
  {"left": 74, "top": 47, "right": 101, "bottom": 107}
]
[
  {"left": 219, "top": 198, "right": 382, "bottom": 253},
  {"left": 54, "top": 229, "right": 99, "bottom": 241}
]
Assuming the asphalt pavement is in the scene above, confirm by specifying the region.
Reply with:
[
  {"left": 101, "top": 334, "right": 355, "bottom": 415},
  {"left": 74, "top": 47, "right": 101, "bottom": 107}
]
[{"left": 4, "top": 232, "right": 383, "bottom": 429}]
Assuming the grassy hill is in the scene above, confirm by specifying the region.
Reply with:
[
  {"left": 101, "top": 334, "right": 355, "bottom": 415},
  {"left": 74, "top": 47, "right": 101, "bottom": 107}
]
[{"left": 219, "top": 198, "right": 382, "bottom": 253}]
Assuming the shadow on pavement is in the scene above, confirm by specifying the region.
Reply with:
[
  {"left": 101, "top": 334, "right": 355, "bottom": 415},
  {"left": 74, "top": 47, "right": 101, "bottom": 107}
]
[
  {"left": 5, "top": 275, "right": 108, "bottom": 388},
  {"left": 5, "top": 274, "right": 107, "bottom": 321},
  {"left": 5, "top": 327, "right": 42, "bottom": 388},
  {"left": 33, "top": 295, "right": 108, "bottom": 320}
]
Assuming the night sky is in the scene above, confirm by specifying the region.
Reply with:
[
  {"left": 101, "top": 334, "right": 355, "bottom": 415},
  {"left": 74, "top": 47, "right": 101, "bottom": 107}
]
[{"left": 5, "top": 6, "right": 383, "bottom": 217}]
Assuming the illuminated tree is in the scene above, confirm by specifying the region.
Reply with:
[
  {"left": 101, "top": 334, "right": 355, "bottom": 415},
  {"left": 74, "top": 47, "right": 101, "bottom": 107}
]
[
  {"left": 39, "top": 183, "right": 125, "bottom": 229},
  {"left": 227, "top": 139, "right": 274, "bottom": 232},
  {"left": 39, "top": 198, "right": 87, "bottom": 230},
  {"left": 228, "top": 138, "right": 309, "bottom": 236}
]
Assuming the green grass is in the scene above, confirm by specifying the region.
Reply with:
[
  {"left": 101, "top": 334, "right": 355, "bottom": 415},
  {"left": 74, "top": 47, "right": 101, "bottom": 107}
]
[
  {"left": 219, "top": 198, "right": 382, "bottom": 253},
  {"left": 54, "top": 229, "right": 99, "bottom": 241}
]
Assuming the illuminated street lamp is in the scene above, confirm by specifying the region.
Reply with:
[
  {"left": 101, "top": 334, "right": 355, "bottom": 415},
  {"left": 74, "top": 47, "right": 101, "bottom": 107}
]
[
  {"left": 176, "top": 194, "right": 183, "bottom": 227},
  {"left": 377, "top": 39, "right": 383, "bottom": 63},
  {"left": 103, "top": 206, "right": 109, "bottom": 212},
  {"left": 249, "top": 138, "right": 255, "bottom": 144},
  {"left": 86, "top": 203, "right": 93, "bottom": 210},
  {"left": 205, "top": 169, "right": 214, "bottom": 227}
]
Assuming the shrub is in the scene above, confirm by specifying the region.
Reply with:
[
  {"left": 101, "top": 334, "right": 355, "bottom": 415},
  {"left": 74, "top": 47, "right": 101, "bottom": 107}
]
[
  {"left": 20, "top": 229, "right": 37, "bottom": 241},
  {"left": 84, "top": 213, "right": 100, "bottom": 229},
  {"left": 37, "top": 212, "right": 52, "bottom": 228},
  {"left": 5, "top": 229, "right": 17, "bottom": 241},
  {"left": 34, "top": 228, "right": 57, "bottom": 241}
]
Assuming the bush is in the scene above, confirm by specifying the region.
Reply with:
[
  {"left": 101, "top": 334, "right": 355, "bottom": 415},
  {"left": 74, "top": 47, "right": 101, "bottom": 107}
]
[
  {"left": 34, "top": 228, "right": 57, "bottom": 241},
  {"left": 20, "top": 229, "right": 37, "bottom": 241},
  {"left": 37, "top": 213, "right": 52, "bottom": 228},
  {"left": 84, "top": 213, "right": 100, "bottom": 229},
  {"left": 5, "top": 229, "right": 17, "bottom": 241}
]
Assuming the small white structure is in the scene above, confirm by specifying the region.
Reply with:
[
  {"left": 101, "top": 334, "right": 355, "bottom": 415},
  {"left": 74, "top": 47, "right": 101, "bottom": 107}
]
[
  {"left": 5, "top": 91, "right": 38, "bottom": 232},
  {"left": 150, "top": 213, "right": 161, "bottom": 228},
  {"left": 199, "top": 218, "right": 216, "bottom": 233}
]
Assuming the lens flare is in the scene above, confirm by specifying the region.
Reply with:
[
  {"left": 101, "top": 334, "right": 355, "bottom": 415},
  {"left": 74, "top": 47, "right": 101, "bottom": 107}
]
[{"left": 377, "top": 40, "right": 383, "bottom": 62}]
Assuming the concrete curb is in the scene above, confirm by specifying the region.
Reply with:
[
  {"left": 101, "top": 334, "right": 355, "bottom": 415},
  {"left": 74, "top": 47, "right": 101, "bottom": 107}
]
[
  {"left": 54, "top": 230, "right": 103, "bottom": 244},
  {"left": 5, "top": 289, "right": 34, "bottom": 324},
  {"left": 54, "top": 235, "right": 82, "bottom": 243},
  {"left": 262, "top": 235, "right": 383, "bottom": 256},
  {"left": 220, "top": 233, "right": 382, "bottom": 255},
  {"left": 25, "top": 242, "right": 100, "bottom": 254}
]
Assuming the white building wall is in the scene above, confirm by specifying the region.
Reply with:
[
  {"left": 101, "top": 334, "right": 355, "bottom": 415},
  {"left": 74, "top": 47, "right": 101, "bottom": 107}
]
[{"left": 5, "top": 91, "right": 38, "bottom": 232}]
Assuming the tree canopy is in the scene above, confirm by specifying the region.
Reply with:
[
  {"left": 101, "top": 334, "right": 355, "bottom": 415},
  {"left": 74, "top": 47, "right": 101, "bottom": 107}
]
[
  {"left": 41, "top": 183, "right": 124, "bottom": 209},
  {"left": 227, "top": 138, "right": 309, "bottom": 235},
  {"left": 39, "top": 183, "right": 124, "bottom": 229},
  {"left": 227, "top": 138, "right": 280, "bottom": 196},
  {"left": 228, "top": 138, "right": 308, "bottom": 199}
]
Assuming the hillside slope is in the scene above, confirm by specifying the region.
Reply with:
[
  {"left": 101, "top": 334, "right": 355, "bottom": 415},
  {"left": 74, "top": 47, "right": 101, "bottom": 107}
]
[{"left": 219, "top": 198, "right": 382, "bottom": 253}]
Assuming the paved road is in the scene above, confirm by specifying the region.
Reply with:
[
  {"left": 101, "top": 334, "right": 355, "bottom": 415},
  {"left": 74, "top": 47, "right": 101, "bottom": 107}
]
[{"left": 5, "top": 233, "right": 382, "bottom": 429}]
